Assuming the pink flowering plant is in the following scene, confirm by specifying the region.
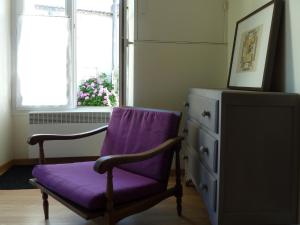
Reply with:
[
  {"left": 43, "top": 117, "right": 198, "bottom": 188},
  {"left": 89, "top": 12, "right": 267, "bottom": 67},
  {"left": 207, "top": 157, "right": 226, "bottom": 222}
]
[{"left": 77, "top": 76, "right": 117, "bottom": 106}]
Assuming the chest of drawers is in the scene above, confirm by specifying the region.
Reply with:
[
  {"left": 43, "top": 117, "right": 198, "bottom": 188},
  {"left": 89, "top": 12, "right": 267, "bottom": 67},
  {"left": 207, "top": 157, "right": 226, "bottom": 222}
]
[{"left": 184, "top": 88, "right": 300, "bottom": 225}]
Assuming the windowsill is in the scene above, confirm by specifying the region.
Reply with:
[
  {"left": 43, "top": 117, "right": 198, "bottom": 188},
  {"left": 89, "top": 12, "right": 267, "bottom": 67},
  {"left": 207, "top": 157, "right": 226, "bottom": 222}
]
[
  {"left": 49, "top": 106, "right": 113, "bottom": 113},
  {"left": 12, "top": 106, "right": 113, "bottom": 116}
]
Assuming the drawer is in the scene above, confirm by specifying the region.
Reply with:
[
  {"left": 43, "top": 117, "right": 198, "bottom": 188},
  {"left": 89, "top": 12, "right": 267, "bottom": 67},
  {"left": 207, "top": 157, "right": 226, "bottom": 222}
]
[
  {"left": 187, "top": 146, "right": 201, "bottom": 187},
  {"left": 185, "top": 120, "right": 199, "bottom": 150},
  {"left": 199, "top": 163, "right": 217, "bottom": 212},
  {"left": 188, "top": 94, "right": 219, "bottom": 133},
  {"left": 198, "top": 129, "right": 218, "bottom": 173}
]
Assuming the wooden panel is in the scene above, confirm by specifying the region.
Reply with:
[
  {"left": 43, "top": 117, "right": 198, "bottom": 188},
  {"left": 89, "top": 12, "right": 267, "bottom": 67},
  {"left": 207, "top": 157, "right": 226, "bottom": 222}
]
[
  {"left": 223, "top": 105, "right": 294, "bottom": 212},
  {"left": 188, "top": 94, "right": 219, "bottom": 133},
  {"left": 219, "top": 91, "right": 300, "bottom": 225},
  {"left": 199, "top": 129, "right": 218, "bottom": 173}
]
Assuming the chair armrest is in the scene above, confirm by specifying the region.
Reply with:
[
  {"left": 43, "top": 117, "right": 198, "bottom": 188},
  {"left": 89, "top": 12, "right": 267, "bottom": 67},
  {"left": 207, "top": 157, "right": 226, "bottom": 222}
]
[
  {"left": 93, "top": 136, "right": 183, "bottom": 174},
  {"left": 27, "top": 125, "right": 108, "bottom": 145}
]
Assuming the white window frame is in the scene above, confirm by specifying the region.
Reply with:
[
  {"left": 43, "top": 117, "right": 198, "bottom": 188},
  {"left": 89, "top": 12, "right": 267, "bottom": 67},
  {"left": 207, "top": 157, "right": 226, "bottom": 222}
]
[{"left": 11, "top": 0, "right": 123, "bottom": 112}]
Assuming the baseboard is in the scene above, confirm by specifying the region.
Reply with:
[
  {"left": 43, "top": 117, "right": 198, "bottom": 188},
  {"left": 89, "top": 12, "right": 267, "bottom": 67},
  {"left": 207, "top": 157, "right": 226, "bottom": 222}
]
[{"left": 0, "top": 160, "right": 14, "bottom": 175}]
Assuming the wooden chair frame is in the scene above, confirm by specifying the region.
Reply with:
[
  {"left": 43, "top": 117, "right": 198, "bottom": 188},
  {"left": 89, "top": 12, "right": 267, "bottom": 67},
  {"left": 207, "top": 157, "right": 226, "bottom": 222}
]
[{"left": 28, "top": 125, "right": 183, "bottom": 225}]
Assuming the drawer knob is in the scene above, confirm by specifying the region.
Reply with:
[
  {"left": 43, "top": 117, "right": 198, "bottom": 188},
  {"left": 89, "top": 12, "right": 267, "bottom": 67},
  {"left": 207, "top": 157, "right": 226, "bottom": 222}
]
[
  {"left": 201, "top": 110, "right": 211, "bottom": 118},
  {"left": 200, "top": 183, "right": 208, "bottom": 192},
  {"left": 199, "top": 146, "right": 209, "bottom": 154}
]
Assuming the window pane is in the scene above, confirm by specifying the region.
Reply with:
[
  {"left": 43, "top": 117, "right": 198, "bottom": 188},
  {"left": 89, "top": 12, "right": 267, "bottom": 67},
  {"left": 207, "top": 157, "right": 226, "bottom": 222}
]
[
  {"left": 76, "top": 0, "right": 119, "bottom": 107},
  {"left": 76, "top": 0, "right": 112, "bottom": 12},
  {"left": 17, "top": 16, "right": 70, "bottom": 107},
  {"left": 18, "top": 0, "right": 67, "bottom": 17}
]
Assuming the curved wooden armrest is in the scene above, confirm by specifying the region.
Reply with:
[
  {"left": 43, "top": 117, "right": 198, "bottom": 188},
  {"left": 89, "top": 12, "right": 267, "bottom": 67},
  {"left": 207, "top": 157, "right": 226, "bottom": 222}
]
[
  {"left": 93, "top": 136, "right": 183, "bottom": 174},
  {"left": 27, "top": 125, "right": 108, "bottom": 145}
]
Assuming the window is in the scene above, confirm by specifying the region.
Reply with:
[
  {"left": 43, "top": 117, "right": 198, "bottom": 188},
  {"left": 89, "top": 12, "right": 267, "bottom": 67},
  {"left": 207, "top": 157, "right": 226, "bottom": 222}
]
[
  {"left": 13, "top": 0, "right": 120, "bottom": 110},
  {"left": 76, "top": 0, "right": 119, "bottom": 107}
]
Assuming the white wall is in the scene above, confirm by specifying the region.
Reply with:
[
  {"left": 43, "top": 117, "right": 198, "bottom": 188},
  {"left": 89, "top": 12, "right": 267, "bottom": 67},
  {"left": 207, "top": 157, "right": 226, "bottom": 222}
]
[
  {"left": 227, "top": 0, "right": 300, "bottom": 93},
  {"left": 132, "top": 0, "right": 228, "bottom": 111},
  {"left": 133, "top": 43, "right": 227, "bottom": 110},
  {"left": 136, "top": 0, "right": 227, "bottom": 43},
  {"left": 12, "top": 115, "right": 29, "bottom": 159},
  {"left": 0, "top": 0, "right": 12, "bottom": 165}
]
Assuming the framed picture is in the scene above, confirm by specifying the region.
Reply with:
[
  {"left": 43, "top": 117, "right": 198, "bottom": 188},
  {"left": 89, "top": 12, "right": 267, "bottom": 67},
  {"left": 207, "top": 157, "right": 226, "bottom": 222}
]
[{"left": 227, "top": 0, "right": 283, "bottom": 91}]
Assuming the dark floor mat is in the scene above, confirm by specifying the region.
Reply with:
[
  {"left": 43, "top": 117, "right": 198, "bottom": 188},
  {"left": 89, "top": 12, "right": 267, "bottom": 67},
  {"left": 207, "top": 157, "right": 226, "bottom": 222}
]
[{"left": 0, "top": 166, "right": 36, "bottom": 190}]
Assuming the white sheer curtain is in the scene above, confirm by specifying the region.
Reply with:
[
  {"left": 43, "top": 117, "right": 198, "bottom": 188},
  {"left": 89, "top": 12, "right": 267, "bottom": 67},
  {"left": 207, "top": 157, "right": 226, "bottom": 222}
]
[{"left": 16, "top": 0, "right": 71, "bottom": 109}]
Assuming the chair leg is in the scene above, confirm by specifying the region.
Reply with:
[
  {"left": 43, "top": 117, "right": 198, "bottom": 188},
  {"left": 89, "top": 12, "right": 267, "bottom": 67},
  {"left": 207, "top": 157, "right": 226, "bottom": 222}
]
[
  {"left": 104, "top": 213, "right": 115, "bottom": 225},
  {"left": 176, "top": 185, "right": 183, "bottom": 216},
  {"left": 41, "top": 191, "right": 49, "bottom": 220},
  {"left": 175, "top": 147, "right": 183, "bottom": 216}
]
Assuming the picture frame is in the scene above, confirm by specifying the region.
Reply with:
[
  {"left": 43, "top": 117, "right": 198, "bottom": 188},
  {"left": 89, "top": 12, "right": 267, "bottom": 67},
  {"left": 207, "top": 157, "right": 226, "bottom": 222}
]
[{"left": 227, "top": 0, "right": 283, "bottom": 91}]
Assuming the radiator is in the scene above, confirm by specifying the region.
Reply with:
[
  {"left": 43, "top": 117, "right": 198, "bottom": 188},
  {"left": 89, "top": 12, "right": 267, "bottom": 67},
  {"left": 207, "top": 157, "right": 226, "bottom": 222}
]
[{"left": 28, "top": 111, "right": 110, "bottom": 158}]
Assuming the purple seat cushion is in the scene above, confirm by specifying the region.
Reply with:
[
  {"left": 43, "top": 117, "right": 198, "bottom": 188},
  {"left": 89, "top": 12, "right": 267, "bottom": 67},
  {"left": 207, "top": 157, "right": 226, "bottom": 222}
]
[
  {"left": 101, "top": 107, "right": 180, "bottom": 182},
  {"left": 32, "top": 161, "right": 164, "bottom": 210}
]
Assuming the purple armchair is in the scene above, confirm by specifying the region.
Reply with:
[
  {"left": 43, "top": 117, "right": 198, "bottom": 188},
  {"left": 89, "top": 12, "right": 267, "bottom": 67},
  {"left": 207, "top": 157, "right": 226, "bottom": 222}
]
[{"left": 28, "top": 107, "right": 183, "bottom": 225}]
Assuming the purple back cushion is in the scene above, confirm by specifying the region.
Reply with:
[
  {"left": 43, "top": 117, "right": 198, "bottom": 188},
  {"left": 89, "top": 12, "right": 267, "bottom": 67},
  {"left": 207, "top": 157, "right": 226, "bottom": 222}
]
[{"left": 101, "top": 107, "right": 180, "bottom": 182}]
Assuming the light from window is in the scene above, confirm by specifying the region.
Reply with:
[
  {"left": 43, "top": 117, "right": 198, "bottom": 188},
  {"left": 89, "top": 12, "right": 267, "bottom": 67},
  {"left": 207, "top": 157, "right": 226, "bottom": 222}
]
[
  {"left": 76, "top": 0, "right": 119, "bottom": 107},
  {"left": 16, "top": 1, "right": 70, "bottom": 108},
  {"left": 15, "top": 0, "right": 120, "bottom": 109},
  {"left": 21, "top": 0, "right": 67, "bottom": 17}
]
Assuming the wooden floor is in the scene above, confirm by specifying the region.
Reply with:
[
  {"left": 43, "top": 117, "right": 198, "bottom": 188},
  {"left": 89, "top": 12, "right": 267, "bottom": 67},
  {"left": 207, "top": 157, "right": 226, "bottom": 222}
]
[{"left": 0, "top": 181, "right": 211, "bottom": 225}]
